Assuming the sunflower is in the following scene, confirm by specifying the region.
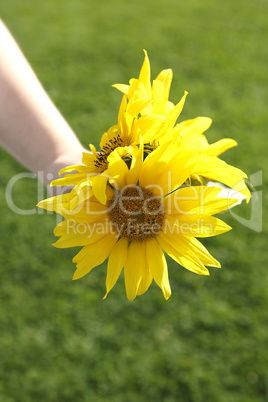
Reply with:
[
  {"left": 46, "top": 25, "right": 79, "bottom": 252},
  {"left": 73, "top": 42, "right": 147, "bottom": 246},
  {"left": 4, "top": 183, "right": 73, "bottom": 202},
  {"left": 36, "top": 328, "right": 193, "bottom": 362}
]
[
  {"left": 38, "top": 51, "right": 251, "bottom": 301},
  {"left": 50, "top": 93, "right": 177, "bottom": 206},
  {"left": 49, "top": 50, "right": 250, "bottom": 212},
  {"left": 49, "top": 95, "right": 153, "bottom": 206},
  {"left": 38, "top": 137, "right": 240, "bottom": 301},
  {"left": 50, "top": 51, "right": 192, "bottom": 207},
  {"left": 112, "top": 51, "right": 251, "bottom": 200},
  {"left": 114, "top": 50, "right": 238, "bottom": 156}
]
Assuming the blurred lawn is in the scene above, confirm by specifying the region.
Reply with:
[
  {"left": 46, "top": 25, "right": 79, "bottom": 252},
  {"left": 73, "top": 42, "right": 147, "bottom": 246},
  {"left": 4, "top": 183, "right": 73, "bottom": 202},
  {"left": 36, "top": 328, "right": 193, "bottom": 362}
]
[{"left": 0, "top": 0, "right": 267, "bottom": 401}]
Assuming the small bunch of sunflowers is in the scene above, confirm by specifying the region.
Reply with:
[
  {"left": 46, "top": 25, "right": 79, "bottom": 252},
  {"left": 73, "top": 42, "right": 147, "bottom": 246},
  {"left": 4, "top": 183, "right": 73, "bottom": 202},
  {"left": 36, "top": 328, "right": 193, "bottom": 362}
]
[{"left": 38, "top": 51, "right": 250, "bottom": 301}]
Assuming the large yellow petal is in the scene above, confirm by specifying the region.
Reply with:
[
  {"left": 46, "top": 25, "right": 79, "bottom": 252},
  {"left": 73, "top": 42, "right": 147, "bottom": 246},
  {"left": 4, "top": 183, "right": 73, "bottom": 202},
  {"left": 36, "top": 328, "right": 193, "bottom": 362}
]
[
  {"left": 112, "top": 83, "right": 130, "bottom": 94},
  {"left": 54, "top": 195, "right": 110, "bottom": 222},
  {"left": 139, "top": 141, "right": 175, "bottom": 188},
  {"left": 145, "top": 238, "right": 171, "bottom": 300},
  {"left": 140, "top": 136, "right": 202, "bottom": 190},
  {"left": 99, "top": 125, "right": 118, "bottom": 150},
  {"left": 123, "top": 241, "right": 145, "bottom": 302},
  {"left": 133, "top": 114, "right": 166, "bottom": 143},
  {"left": 166, "top": 214, "right": 232, "bottom": 238},
  {"left": 165, "top": 91, "right": 188, "bottom": 128},
  {"left": 192, "top": 155, "right": 251, "bottom": 201},
  {"left": 157, "top": 232, "right": 210, "bottom": 275},
  {"left": 126, "top": 137, "right": 144, "bottom": 185},
  {"left": 55, "top": 219, "right": 103, "bottom": 237},
  {"left": 166, "top": 100, "right": 175, "bottom": 115},
  {"left": 67, "top": 182, "right": 93, "bottom": 210},
  {"left": 37, "top": 191, "right": 95, "bottom": 217},
  {"left": 58, "top": 164, "right": 91, "bottom": 176},
  {"left": 117, "top": 95, "right": 130, "bottom": 138},
  {"left": 151, "top": 79, "right": 165, "bottom": 115},
  {"left": 136, "top": 267, "right": 153, "bottom": 296},
  {"left": 91, "top": 175, "right": 108, "bottom": 205},
  {"left": 156, "top": 69, "right": 173, "bottom": 104},
  {"left": 202, "top": 138, "right": 238, "bottom": 157},
  {"left": 127, "top": 96, "right": 151, "bottom": 116},
  {"left": 72, "top": 234, "right": 118, "bottom": 280},
  {"left": 53, "top": 219, "right": 109, "bottom": 248},
  {"left": 139, "top": 49, "right": 151, "bottom": 95},
  {"left": 50, "top": 172, "right": 91, "bottom": 188},
  {"left": 164, "top": 186, "right": 237, "bottom": 216},
  {"left": 177, "top": 116, "right": 212, "bottom": 137},
  {"left": 156, "top": 152, "right": 201, "bottom": 195},
  {"left": 37, "top": 192, "right": 70, "bottom": 212},
  {"left": 136, "top": 242, "right": 153, "bottom": 296},
  {"left": 57, "top": 151, "right": 95, "bottom": 175},
  {"left": 128, "top": 79, "right": 148, "bottom": 99},
  {"left": 187, "top": 237, "right": 221, "bottom": 267},
  {"left": 107, "top": 150, "right": 129, "bottom": 189},
  {"left": 104, "top": 237, "right": 129, "bottom": 298}
]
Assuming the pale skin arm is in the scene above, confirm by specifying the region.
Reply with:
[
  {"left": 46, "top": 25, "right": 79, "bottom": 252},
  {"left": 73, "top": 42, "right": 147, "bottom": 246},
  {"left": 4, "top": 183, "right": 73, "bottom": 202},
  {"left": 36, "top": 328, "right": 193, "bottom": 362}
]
[{"left": 0, "top": 20, "right": 85, "bottom": 188}]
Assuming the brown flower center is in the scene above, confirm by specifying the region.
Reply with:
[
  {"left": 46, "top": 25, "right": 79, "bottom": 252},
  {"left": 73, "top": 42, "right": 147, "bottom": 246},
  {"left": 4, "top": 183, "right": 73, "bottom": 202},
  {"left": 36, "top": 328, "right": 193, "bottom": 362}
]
[
  {"left": 108, "top": 185, "right": 165, "bottom": 241},
  {"left": 94, "top": 136, "right": 129, "bottom": 173}
]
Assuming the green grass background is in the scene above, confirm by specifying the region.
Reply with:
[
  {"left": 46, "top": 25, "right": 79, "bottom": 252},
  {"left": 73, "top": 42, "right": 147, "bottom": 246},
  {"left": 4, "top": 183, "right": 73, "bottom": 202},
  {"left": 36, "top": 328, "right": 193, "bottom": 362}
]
[{"left": 0, "top": 0, "right": 267, "bottom": 401}]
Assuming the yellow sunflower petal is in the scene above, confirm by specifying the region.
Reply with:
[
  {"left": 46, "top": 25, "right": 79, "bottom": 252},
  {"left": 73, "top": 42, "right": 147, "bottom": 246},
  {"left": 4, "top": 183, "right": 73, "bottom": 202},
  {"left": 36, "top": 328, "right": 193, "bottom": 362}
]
[
  {"left": 61, "top": 202, "right": 108, "bottom": 223},
  {"left": 155, "top": 151, "right": 201, "bottom": 195},
  {"left": 140, "top": 136, "right": 201, "bottom": 190},
  {"left": 138, "top": 141, "right": 175, "bottom": 188},
  {"left": 53, "top": 219, "right": 109, "bottom": 248},
  {"left": 99, "top": 125, "right": 118, "bottom": 150},
  {"left": 136, "top": 242, "right": 153, "bottom": 296},
  {"left": 37, "top": 192, "right": 72, "bottom": 212},
  {"left": 54, "top": 219, "right": 95, "bottom": 237},
  {"left": 128, "top": 79, "right": 148, "bottom": 98},
  {"left": 126, "top": 137, "right": 144, "bottom": 185},
  {"left": 58, "top": 164, "right": 90, "bottom": 176},
  {"left": 166, "top": 100, "right": 175, "bottom": 115},
  {"left": 68, "top": 182, "right": 93, "bottom": 210},
  {"left": 166, "top": 214, "right": 232, "bottom": 238},
  {"left": 152, "top": 79, "right": 165, "bottom": 115},
  {"left": 136, "top": 267, "right": 153, "bottom": 296},
  {"left": 112, "top": 83, "right": 130, "bottom": 94},
  {"left": 104, "top": 237, "right": 129, "bottom": 298},
  {"left": 134, "top": 114, "right": 166, "bottom": 143},
  {"left": 117, "top": 95, "right": 128, "bottom": 137},
  {"left": 157, "top": 232, "right": 210, "bottom": 275},
  {"left": 139, "top": 49, "right": 151, "bottom": 95},
  {"left": 89, "top": 144, "right": 97, "bottom": 154},
  {"left": 72, "top": 234, "right": 118, "bottom": 280},
  {"left": 91, "top": 175, "right": 108, "bottom": 205},
  {"left": 127, "top": 96, "right": 151, "bottom": 116},
  {"left": 124, "top": 241, "right": 145, "bottom": 302},
  {"left": 145, "top": 238, "right": 171, "bottom": 300},
  {"left": 178, "top": 116, "right": 212, "bottom": 137},
  {"left": 156, "top": 69, "right": 173, "bottom": 104},
  {"left": 187, "top": 237, "right": 221, "bottom": 267},
  {"left": 202, "top": 138, "right": 238, "bottom": 157},
  {"left": 82, "top": 150, "right": 94, "bottom": 163},
  {"left": 165, "top": 91, "right": 188, "bottom": 127},
  {"left": 192, "top": 155, "right": 251, "bottom": 202},
  {"left": 107, "top": 151, "right": 129, "bottom": 189},
  {"left": 50, "top": 172, "right": 90, "bottom": 187},
  {"left": 164, "top": 186, "right": 237, "bottom": 216}
]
